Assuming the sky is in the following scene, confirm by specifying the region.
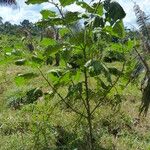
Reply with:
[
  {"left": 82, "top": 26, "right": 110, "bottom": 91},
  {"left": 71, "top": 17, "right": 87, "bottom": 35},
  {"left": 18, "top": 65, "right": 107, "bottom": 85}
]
[{"left": 0, "top": 0, "right": 150, "bottom": 28}]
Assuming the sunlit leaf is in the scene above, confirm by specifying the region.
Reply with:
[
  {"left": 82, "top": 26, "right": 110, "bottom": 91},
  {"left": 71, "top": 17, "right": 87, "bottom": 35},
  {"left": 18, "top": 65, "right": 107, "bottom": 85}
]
[
  {"left": 41, "top": 10, "right": 56, "bottom": 19},
  {"left": 60, "top": 0, "right": 76, "bottom": 6},
  {"left": 112, "top": 20, "right": 125, "bottom": 38}
]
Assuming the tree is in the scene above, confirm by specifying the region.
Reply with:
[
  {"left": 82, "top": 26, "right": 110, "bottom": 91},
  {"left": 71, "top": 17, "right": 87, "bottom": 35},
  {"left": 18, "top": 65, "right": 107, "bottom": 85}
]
[
  {"left": 1, "top": 0, "right": 139, "bottom": 149},
  {"left": 21, "top": 20, "right": 32, "bottom": 28},
  {"left": 24, "top": 0, "right": 129, "bottom": 149}
]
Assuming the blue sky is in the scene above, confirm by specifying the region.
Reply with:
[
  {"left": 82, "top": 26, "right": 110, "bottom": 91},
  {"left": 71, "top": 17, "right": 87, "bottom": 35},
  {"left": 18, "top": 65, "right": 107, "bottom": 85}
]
[{"left": 0, "top": 0, "right": 149, "bottom": 28}]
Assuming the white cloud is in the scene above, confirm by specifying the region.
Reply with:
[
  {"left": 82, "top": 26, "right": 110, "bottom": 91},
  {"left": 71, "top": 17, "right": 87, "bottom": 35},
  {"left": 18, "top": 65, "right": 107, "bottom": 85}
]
[
  {"left": 0, "top": 0, "right": 43, "bottom": 24},
  {"left": 0, "top": 0, "right": 150, "bottom": 28}
]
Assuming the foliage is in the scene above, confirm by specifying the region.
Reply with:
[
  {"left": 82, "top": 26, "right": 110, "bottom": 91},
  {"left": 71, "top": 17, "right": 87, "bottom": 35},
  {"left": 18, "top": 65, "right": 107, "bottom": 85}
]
[{"left": 20, "top": 0, "right": 130, "bottom": 149}]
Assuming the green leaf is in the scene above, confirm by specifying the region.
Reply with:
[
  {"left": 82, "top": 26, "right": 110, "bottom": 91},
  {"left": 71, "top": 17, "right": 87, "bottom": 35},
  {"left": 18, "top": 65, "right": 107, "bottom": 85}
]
[
  {"left": 47, "top": 69, "right": 63, "bottom": 77},
  {"left": 66, "top": 82, "right": 82, "bottom": 99},
  {"left": 64, "top": 11, "right": 80, "bottom": 24},
  {"left": 97, "top": 4, "right": 103, "bottom": 16},
  {"left": 26, "top": 88, "right": 43, "bottom": 104},
  {"left": 108, "top": 1, "right": 126, "bottom": 21},
  {"left": 47, "top": 69, "right": 63, "bottom": 84},
  {"left": 60, "top": 0, "right": 76, "bottom": 6},
  {"left": 40, "top": 38, "right": 57, "bottom": 46},
  {"left": 40, "top": 10, "right": 56, "bottom": 19},
  {"left": 72, "top": 70, "right": 82, "bottom": 82},
  {"left": 112, "top": 20, "right": 125, "bottom": 38},
  {"left": 26, "top": 0, "right": 48, "bottom": 4},
  {"left": 31, "top": 56, "right": 43, "bottom": 65},
  {"left": 108, "top": 67, "right": 122, "bottom": 76},
  {"left": 125, "top": 40, "right": 135, "bottom": 50},
  {"left": 15, "top": 73, "right": 38, "bottom": 86},
  {"left": 103, "top": 26, "right": 113, "bottom": 35},
  {"left": 17, "top": 73, "right": 38, "bottom": 79},
  {"left": 92, "top": 3, "right": 103, "bottom": 16},
  {"left": 85, "top": 60, "right": 103, "bottom": 77},
  {"left": 5, "top": 52, "right": 11, "bottom": 56},
  {"left": 57, "top": 71, "right": 71, "bottom": 86},
  {"left": 15, "top": 59, "right": 26, "bottom": 66},
  {"left": 59, "top": 28, "right": 70, "bottom": 37},
  {"left": 45, "top": 43, "right": 63, "bottom": 56},
  {"left": 38, "top": 17, "right": 63, "bottom": 27}
]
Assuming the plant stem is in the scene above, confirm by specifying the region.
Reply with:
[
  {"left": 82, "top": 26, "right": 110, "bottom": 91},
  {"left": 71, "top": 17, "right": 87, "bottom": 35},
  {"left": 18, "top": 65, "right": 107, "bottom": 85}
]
[
  {"left": 83, "top": 45, "right": 94, "bottom": 149},
  {"left": 134, "top": 47, "right": 150, "bottom": 74}
]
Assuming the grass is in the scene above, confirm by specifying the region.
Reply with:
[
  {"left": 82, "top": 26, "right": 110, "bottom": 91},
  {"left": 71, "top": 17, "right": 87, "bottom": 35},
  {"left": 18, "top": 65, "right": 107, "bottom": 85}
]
[
  {"left": 0, "top": 37, "right": 150, "bottom": 150},
  {"left": 1, "top": 63, "right": 150, "bottom": 150}
]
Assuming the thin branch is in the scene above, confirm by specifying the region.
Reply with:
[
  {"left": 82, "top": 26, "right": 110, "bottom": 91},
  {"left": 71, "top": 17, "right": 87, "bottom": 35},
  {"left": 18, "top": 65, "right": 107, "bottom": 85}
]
[
  {"left": 88, "top": 0, "right": 102, "bottom": 39},
  {"left": 50, "top": 0, "right": 84, "bottom": 50},
  {"left": 91, "top": 61, "right": 126, "bottom": 115},
  {"left": 38, "top": 67, "right": 87, "bottom": 118},
  {"left": 71, "top": 79, "right": 88, "bottom": 110},
  {"left": 134, "top": 47, "right": 150, "bottom": 74}
]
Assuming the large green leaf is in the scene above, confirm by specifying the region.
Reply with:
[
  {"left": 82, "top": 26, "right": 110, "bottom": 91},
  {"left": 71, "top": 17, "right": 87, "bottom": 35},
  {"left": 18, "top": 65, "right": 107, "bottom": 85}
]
[
  {"left": 25, "top": 88, "right": 43, "bottom": 104},
  {"left": 44, "top": 43, "right": 63, "bottom": 56},
  {"left": 103, "top": 20, "right": 125, "bottom": 38},
  {"left": 59, "top": 28, "right": 70, "bottom": 37},
  {"left": 15, "top": 59, "right": 27, "bottom": 66},
  {"left": 57, "top": 71, "right": 71, "bottom": 86},
  {"left": 112, "top": 20, "right": 125, "bottom": 38},
  {"left": 15, "top": 73, "right": 38, "bottom": 85},
  {"left": 64, "top": 11, "right": 80, "bottom": 24},
  {"left": 40, "top": 38, "right": 57, "bottom": 46},
  {"left": 108, "top": 67, "right": 122, "bottom": 76},
  {"left": 108, "top": 2, "right": 126, "bottom": 21},
  {"left": 38, "top": 17, "right": 63, "bottom": 27},
  {"left": 92, "top": 3, "right": 103, "bottom": 16},
  {"left": 47, "top": 69, "right": 63, "bottom": 84},
  {"left": 40, "top": 10, "right": 56, "bottom": 19},
  {"left": 15, "top": 76, "right": 25, "bottom": 86},
  {"left": 31, "top": 55, "right": 43, "bottom": 65},
  {"left": 17, "top": 73, "right": 38, "bottom": 79},
  {"left": 60, "top": 0, "right": 76, "bottom": 7},
  {"left": 85, "top": 60, "right": 104, "bottom": 77}
]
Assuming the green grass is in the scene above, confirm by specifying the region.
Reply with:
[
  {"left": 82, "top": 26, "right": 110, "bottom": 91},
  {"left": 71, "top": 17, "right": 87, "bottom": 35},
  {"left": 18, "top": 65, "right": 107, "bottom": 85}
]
[
  {"left": 0, "top": 35, "right": 150, "bottom": 150},
  {"left": 1, "top": 63, "right": 150, "bottom": 150}
]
